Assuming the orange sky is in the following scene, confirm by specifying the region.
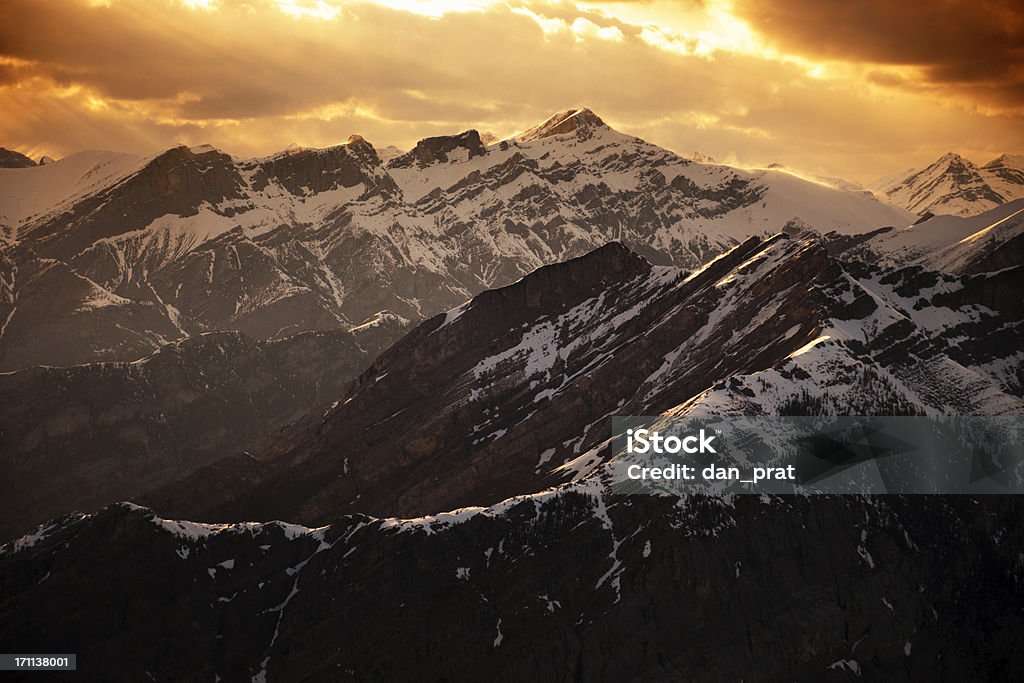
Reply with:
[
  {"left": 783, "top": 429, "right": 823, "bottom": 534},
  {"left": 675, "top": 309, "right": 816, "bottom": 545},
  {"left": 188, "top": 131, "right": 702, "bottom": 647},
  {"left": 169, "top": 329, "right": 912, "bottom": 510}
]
[{"left": 1, "top": 0, "right": 1021, "bottom": 183}]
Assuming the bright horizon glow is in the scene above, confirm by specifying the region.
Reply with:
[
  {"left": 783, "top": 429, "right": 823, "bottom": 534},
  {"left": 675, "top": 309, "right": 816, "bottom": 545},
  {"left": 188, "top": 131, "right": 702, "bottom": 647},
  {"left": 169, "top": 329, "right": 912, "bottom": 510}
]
[{"left": 364, "top": 0, "right": 499, "bottom": 17}]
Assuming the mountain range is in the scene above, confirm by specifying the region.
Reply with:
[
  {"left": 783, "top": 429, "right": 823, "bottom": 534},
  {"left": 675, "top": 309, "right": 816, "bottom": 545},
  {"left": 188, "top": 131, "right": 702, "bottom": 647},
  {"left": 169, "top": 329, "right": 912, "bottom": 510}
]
[
  {"left": 4, "top": 228, "right": 1023, "bottom": 677},
  {"left": 4, "top": 206, "right": 1019, "bottom": 541},
  {"left": 4, "top": 492, "right": 1022, "bottom": 681},
  {"left": 1, "top": 108, "right": 1023, "bottom": 681},
  {"left": 0, "top": 108, "right": 912, "bottom": 371}
]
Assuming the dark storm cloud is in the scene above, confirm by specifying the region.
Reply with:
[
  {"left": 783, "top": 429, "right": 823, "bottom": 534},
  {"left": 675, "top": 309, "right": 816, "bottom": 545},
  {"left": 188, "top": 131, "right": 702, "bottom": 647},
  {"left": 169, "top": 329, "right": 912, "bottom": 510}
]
[
  {"left": 733, "top": 0, "right": 1024, "bottom": 106},
  {"left": 0, "top": 0, "right": 428, "bottom": 112}
]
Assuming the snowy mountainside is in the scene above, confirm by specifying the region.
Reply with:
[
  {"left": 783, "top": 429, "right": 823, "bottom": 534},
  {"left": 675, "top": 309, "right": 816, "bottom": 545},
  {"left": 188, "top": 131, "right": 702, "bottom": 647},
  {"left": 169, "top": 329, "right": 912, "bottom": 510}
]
[
  {"left": 145, "top": 234, "right": 1022, "bottom": 527},
  {"left": 0, "top": 108, "right": 911, "bottom": 370},
  {"left": 385, "top": 108, "right": 910, "bottom": 270},
  {"left": 849, "top": 198, "right": 1024, "bottom": 275},
  {"left": 871, "top": 152, "right": 1024, "bottom": 217},
  {"left": 0, "top": 149, "right": 144, "bottom": 236},
  {"left": 641, "top": 241, "right": 1023, "bottom": 418},
  {"left": 681, "top": 265, "right": 1024, "bottom": 417}
]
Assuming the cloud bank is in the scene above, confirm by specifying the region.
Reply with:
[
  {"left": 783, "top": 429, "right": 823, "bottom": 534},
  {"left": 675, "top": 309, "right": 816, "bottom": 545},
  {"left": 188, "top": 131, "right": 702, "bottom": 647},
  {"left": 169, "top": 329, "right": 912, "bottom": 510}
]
[{"left": 0, "top": 0, "right": 1020, "bottom": 182}]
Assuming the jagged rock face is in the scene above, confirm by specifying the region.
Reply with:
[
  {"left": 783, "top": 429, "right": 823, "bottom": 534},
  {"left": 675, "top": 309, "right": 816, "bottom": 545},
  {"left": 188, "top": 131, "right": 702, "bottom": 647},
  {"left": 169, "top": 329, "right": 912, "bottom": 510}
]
[
  {"left": 3, "top": 495, "right": 1023, "bottom": 682},
  {"left": 872, "top": 152, "right": 1024, "bottom": 217},
  {"left": 250, "top": 138, "right": 398, "bottom": 197},
  {"left": 145, "top": 236, "right": 1022, "bottom": 527},
  {"left": 0, "top": 110, "right": 911, "bottom": 370},
  {"left": 0, "top": 147, "right": 36, "bottom": 168},
  {"left": 678, "top": 249, "right": 1023, "bottom": 416},
  {"left": 0, "top": 319, "right": 409, "bottom": 542},
  {"left": 388, "top": 129, "right": 488, "bottom": 168}
]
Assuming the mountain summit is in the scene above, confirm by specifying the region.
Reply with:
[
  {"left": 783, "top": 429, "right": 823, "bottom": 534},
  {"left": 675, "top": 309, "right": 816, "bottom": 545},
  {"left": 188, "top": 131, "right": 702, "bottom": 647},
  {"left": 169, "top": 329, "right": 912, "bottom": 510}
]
[
  {"left": 516, "top": 107, "right": 608, "bottom": 141},
  {"left": 872, "top": 151, "right": 1024, "bottom": 216}
]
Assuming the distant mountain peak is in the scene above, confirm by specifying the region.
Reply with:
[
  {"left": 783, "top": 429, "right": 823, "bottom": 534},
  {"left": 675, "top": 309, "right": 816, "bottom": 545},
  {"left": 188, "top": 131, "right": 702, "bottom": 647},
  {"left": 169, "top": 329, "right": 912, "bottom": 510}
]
[
  {"left": 872, "top": 150, "right": 1024, "bottom": 217},
  {"left": 376, "top": 144, "right": 404, "bottom": 163},
  {"left": 0, "top": 147, "right": 38, "bottom": 168},
  {"left": 516, "top": 107, "right": 608, "bottom": 141},
  {"left": 343, "top": 134, "right": 378, "bottom": 157},
  {"left": 985, "top": 153, "right": 1024, "bottom": 169},
  {"left": 687, "top": 150, "right": 717, "bottom": 164}
]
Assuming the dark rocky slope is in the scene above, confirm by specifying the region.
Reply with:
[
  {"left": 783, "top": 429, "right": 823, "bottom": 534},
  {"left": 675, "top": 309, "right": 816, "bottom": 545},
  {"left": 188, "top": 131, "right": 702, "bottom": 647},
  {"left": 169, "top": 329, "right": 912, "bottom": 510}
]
[
  {"left": 0, "top": 317, "right": 408, "bottom": 542},
  {"left": 0, "top": 147, "right": 37, "bottom": 169},
  {"left": 2, "top": 494, "right": 1022, "bottom": 681}
]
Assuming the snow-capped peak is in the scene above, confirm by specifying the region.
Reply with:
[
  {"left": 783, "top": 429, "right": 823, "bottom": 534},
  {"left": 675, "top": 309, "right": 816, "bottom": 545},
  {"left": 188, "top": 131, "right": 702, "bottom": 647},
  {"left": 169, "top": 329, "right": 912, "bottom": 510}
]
[
  {"left": 936, "top": 151, "right": 966, "bottom": 165},
  {"left": 984, "top": 153, "right": 1024, "bottom": 170},
  {"left": 871, "top": 151, "right": 1024, "bottom": 217},
  {"left": 515, "top": 107, "right": 608, "bottom": 141}
]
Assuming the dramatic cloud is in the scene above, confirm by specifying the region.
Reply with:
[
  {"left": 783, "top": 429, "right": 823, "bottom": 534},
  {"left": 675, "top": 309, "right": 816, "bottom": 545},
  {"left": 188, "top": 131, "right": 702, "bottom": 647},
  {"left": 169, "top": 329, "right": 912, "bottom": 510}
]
[
  {"left": 0, "top": 0, "right": 1020, "bottom": 183},
  {"left": 732, "top": 0, "right": 1024, "bottom": 107}
]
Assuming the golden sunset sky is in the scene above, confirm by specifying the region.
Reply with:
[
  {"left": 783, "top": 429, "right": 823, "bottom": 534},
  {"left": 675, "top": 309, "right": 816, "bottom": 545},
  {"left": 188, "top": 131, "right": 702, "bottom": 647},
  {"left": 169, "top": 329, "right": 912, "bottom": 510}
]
[{"left": 1, "top": 0, "right": 1021, "bottom": 182}]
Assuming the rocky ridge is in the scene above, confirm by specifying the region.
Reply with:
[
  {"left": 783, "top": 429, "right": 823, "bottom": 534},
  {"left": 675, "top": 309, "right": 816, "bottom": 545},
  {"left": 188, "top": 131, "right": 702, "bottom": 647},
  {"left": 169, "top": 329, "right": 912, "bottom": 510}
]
[{"left": 145, "top": 235, "right": 1022, "bottom": 526}]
